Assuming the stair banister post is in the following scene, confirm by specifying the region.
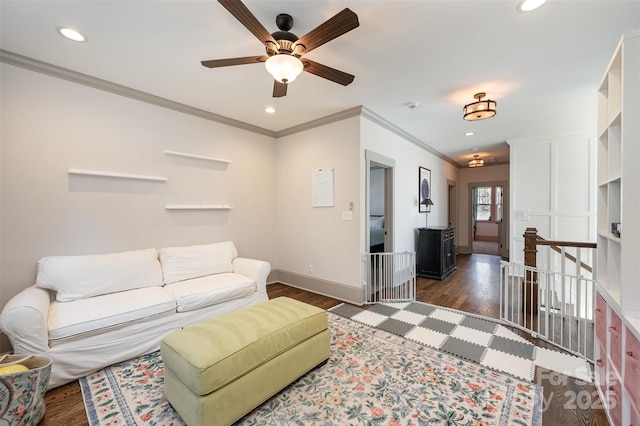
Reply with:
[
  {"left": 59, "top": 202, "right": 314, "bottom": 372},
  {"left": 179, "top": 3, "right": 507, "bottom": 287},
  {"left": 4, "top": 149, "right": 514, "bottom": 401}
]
[
  {"left": 523, "top": 227, "right": 538, "bottom": 270},
  {"left": 522, "top": 227, "right": 539, "bottom": 323}
]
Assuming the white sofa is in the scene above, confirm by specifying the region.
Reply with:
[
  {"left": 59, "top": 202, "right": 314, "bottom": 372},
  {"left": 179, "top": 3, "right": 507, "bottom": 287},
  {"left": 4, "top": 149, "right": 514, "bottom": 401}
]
[{"left": 0, "top": 241, "right": 270, "bottom": 389}]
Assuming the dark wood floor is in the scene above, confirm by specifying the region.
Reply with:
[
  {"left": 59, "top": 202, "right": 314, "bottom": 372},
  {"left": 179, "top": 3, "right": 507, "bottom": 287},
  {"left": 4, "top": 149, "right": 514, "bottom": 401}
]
[{"left": 40, "top": 253, "right": 608, "bottom": 425}]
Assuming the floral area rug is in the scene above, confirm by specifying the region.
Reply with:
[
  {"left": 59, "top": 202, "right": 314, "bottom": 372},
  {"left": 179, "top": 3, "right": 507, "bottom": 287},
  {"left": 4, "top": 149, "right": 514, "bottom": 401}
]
[{"left": 81, "top": 313, "right": 542, "bottom": 425}]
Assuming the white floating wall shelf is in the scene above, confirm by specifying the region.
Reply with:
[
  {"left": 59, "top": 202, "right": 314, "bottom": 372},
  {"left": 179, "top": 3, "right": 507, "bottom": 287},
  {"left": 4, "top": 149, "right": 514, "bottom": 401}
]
[
  {"left": 165, "top": 204, "right": 233, "bottom": 210},
  {"left": 164, "top": 150, "right": 232, "bottom": 164},
  {"left": 68, "top": 168, "right": 168, "bottom": 181}
]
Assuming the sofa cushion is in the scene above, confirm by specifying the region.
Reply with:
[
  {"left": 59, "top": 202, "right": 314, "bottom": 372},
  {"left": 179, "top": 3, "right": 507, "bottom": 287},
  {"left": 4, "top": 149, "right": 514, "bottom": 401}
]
[
  {"left": 36, "top": 248, "right": 163, "bottom": 302},
  {"left": 159, "top": 241, "right": 238, "bottom": 285},
  {"left": 48, "top": 286, "right": 176, "bottom": 342},
  {"left": 164, "top": 273, "right": 255, "bottom": 313}
]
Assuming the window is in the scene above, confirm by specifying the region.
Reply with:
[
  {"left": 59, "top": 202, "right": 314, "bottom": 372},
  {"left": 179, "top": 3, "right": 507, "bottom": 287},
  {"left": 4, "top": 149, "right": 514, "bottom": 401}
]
[
  {"left": 475, "top": 187, "right": 492, "bottom": 220},
  {"left": 474, "top": 185, "right": 503, "bottom": 222}
]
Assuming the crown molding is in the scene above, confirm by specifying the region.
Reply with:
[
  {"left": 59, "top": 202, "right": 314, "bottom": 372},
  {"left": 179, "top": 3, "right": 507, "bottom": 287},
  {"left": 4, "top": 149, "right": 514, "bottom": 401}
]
[
  {"left": 359, "top": 107, "right": 460, "bottom": 168},
  {"left": 277, "top": 106, "right": 459, "bottom": 167},
  {"left": 275, "top": 106, "right": 363, "bottom": 138},
  {"left": 0, "top": 49, "right": 276, "bottom": 138},
  {"left": 1, "top": 49, "right": 460, "bottom": 167}
]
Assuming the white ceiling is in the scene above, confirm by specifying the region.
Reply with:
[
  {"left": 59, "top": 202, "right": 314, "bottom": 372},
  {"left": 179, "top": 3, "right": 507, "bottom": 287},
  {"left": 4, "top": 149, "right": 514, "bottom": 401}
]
[{"left": 1, "top": 1, "right": 639, "bottom": 167}]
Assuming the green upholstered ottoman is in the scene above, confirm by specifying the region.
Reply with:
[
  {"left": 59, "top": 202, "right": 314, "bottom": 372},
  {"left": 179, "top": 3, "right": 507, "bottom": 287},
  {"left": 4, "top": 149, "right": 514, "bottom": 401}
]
[{"left": 160, "top": 297, "right": 330, "bottom": 426}]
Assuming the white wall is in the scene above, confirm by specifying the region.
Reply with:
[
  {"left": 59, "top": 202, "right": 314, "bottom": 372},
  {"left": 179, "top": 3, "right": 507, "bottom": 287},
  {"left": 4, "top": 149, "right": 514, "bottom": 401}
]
[
  {"left": 457, "top": 164, "right": 510, "bottom": 252},
  {"left": 275, "top": 114, "right": 460, "bottom": 303},
  {"left": 0, "top": 63, "right": 464, "bottom": 351},
  {"left": 275, "top": 117, "right": 361, "bottom": 294},
  {"left": 508, "top": 132, "right": 596, "bottom": 264},
  {"left": 0, "top": 64, "right": 278, "bottom": 352},
  {"left": 360, "top": 116, "right": 459, "bottom": 254}
]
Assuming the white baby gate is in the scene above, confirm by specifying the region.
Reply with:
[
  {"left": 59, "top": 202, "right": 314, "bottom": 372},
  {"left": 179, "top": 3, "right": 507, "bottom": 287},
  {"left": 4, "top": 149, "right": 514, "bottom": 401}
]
[
  {"left": 500, "top": 261, "right": 595, "bottom": 361},
  {"left": 363, "top": 252, "right": 416, "bottom": 304}
]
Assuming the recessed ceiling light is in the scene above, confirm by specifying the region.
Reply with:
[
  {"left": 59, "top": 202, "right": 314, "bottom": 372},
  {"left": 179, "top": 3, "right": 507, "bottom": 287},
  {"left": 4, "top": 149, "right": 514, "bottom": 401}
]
[
  {"left": 265, "top": 107, "right": 276, "bottom": 114},
  {"left": 56, "top": 27, "right": 87, "bottom": 42},
  {"left": 517, "top": 0, "right": 547, "bottom": 12},
  {"left": 464, "top": 132, "right": 475, "bottom": 136}
]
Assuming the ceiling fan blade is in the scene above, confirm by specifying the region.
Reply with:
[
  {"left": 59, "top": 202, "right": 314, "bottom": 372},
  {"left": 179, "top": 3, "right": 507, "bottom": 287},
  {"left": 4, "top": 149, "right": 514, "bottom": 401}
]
[
  {"left": 218, "top": 0, "right": 278, "bottom": 47},
  {"left": 302, "top": 59, "right": 355, "bottom": 86},
  {"left": 273, "top": 80, "right": 288, "bottom": 98},
  {"left": 201, "top": 56, "right": 268, "bottom": 68},
  {"left": 293, "top": 8, "right": 359, "bottom": 54}
]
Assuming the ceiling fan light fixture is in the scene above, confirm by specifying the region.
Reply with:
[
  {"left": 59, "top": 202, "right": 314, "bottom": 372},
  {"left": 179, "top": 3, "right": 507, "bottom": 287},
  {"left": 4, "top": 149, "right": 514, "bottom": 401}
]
[
  {"left": 265, "top": 54, "right": 303, "bottom": 84},
  {"left": 463, "top": 92, "right": 497, "bottom": 121},
  {"left": 468, "top": 154, "right": 485, "bottom": 168}
]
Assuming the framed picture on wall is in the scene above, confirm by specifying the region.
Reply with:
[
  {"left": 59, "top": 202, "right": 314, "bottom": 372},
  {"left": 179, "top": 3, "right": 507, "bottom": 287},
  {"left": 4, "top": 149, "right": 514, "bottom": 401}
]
[{"left": 418, "top": 167, "right": 431, "bottom": 213}]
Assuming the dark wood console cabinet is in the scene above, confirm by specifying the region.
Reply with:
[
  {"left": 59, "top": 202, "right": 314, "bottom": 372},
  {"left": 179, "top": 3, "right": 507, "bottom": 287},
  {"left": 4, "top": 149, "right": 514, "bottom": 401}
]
[{"left": 416, "top": 226, "right": 456, "bottom": 280}]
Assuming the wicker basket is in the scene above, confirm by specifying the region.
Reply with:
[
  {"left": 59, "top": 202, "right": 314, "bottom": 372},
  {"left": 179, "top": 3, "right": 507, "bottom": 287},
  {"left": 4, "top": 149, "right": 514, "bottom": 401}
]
[{"left": 0, "top": 355, "right": 53, "bottom": 426}]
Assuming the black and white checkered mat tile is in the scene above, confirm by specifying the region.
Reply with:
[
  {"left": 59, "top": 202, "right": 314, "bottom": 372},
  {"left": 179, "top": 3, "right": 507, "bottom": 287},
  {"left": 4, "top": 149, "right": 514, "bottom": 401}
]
[{"left": 329, "top": 301, "right": 591, "bottom": 383}]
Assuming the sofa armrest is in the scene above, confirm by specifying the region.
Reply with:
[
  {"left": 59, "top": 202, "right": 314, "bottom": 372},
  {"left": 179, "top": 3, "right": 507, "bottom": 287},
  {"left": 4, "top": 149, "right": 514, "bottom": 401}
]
[
  {"left": 0, "top": 286, "right": 51, "bottom": 353},
  {"left": 232, "top": 258, "right": 270, "bottom": 294}
]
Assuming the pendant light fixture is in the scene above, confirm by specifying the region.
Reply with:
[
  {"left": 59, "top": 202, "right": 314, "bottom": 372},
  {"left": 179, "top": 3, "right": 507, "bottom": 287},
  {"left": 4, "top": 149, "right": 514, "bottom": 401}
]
[
  {"left": 468, "top": 154, "right": 485, "bottom": 168},
  {"left": 463, "top": 92, "right": 497, "bottom": 121}
]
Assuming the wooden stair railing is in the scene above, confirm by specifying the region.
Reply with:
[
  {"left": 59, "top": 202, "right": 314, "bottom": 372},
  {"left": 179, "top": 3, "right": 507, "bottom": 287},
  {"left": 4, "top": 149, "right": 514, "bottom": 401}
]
[
  {"left": 535, "top": 238, "right": 596, "bottom": 273},
  {"left": 523, "top": 227, "right": 597, "bottom": 272},
  {"left": 522, "top": 227, "right": 597, "bottom": 316}
]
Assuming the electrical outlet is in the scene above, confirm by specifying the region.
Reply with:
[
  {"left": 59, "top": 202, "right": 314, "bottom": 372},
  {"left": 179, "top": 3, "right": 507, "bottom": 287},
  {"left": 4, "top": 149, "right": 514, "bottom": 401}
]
[{"left": 308, "top": 264, "right": 313, "bottom": 274}]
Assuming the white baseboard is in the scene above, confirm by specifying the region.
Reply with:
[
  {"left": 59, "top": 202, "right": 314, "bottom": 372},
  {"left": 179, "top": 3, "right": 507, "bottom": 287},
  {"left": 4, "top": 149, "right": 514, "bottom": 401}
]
[{"left": 268, "top": 269, "right": 364, "bottom": 306}]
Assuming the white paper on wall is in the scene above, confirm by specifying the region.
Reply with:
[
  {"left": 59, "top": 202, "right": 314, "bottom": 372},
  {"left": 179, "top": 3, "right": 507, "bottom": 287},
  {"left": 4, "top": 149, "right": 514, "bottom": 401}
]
[{"left": 312, "top": 168, "right": 334, "bottom": 207}]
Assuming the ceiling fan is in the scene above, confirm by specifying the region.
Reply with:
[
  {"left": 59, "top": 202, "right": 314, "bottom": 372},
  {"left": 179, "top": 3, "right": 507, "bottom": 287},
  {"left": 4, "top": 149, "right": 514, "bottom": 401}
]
[{"left": 201, "top": 0, "right": 359, "bottom": 98}]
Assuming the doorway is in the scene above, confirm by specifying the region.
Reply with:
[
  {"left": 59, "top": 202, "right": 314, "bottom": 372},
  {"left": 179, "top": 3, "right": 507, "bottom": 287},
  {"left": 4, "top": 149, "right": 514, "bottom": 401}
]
[
  {"left": 469, "top": 182, "right": 508, "bottom": 257},
  {"left": 447, "top": 179, "right": 457, "bottom": 248},
  {"left": 365, "top": 150, "right": 395, "bottom": 253}
]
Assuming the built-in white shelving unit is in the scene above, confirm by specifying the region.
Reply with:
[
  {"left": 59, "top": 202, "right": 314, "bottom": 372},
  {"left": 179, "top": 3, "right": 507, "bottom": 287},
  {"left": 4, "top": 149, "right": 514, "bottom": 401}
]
[
  {"left": 164, "top": 150, "right": 232, "bottom": 164},
  {"left": 68, "top": 168, "right": 168, "bottom": 181},
  {"left": 594, "top": 28, "right": 640, "bottom": 426},
  {"left": 165, "top": 204, "right": 233, "bottom": 210}
]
